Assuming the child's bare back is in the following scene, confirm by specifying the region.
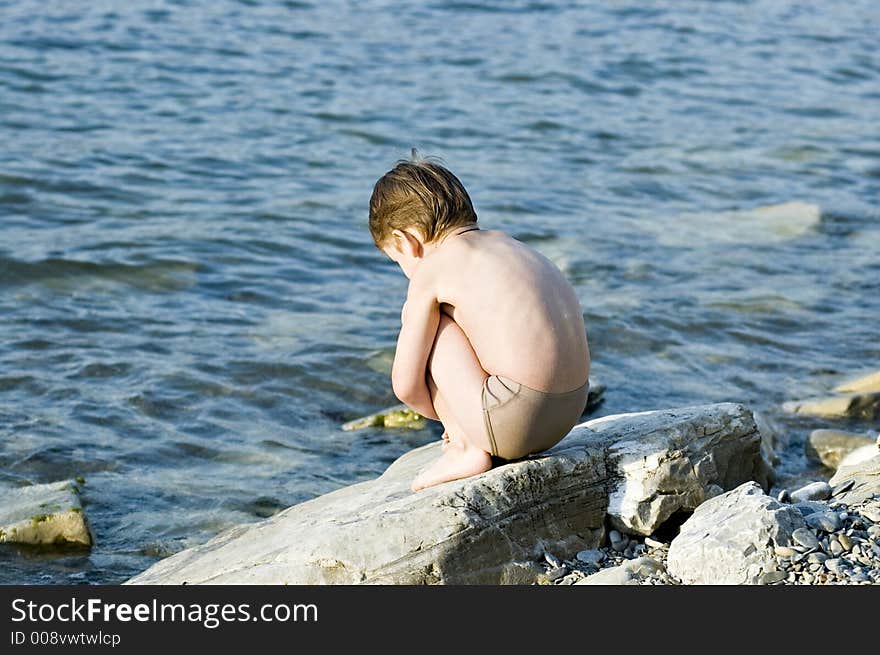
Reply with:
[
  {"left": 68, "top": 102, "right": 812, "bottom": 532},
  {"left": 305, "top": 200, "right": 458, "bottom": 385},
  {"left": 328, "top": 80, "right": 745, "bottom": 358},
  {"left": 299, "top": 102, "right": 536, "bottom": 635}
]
[
  {"left": 417, "top": 227, "right": 589, "bottom": 395},
  {"left": 369, "top": 154, "right": 590, "bottom": 491}
]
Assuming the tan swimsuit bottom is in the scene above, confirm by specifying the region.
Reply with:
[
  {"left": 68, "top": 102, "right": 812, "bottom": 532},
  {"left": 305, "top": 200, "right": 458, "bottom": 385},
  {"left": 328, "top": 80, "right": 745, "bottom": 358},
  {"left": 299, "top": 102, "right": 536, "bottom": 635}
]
[{"left": 481, "top": 374, "right": 589, "bottom": 460}]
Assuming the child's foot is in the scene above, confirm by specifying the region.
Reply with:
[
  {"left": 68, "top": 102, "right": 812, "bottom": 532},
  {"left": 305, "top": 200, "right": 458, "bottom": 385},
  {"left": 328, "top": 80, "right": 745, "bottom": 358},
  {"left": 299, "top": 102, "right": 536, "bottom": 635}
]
[{"left": 411, "top": 445, "right": 492, "bottom": 491}]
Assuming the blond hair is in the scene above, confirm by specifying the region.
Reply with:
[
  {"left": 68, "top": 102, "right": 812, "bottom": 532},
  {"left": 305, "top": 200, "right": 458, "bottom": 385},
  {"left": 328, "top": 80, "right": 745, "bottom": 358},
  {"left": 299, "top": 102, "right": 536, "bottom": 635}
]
[{"left": 369, "top": 151, "right": 477, "bottom": 248}]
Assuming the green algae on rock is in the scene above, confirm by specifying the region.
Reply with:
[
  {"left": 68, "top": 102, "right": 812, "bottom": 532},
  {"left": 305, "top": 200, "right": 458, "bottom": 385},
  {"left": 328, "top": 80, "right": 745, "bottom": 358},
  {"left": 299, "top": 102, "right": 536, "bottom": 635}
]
[{"left": 0, "top": 480, "right": 92, "bottom": 547}]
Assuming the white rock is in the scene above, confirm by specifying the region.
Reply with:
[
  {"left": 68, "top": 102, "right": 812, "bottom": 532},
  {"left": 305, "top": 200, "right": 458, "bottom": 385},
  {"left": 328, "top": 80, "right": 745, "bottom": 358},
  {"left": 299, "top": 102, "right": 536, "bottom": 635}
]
[
  {"left": 127, "top": 403, "right": 769, "bottom": 585},
  {"left": 603, "top": 403, "right": 773, "bottom": 535},
  {"left": 667, "top": 482, "right": 806, "bottom": 585},
  {"left": 0, "top": 480, "right": 91, "bottom": 547}
]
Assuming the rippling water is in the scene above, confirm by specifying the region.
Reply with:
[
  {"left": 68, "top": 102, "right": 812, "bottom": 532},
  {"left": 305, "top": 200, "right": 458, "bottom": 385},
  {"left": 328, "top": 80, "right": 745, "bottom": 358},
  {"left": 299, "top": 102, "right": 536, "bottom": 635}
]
[{"left": 2, "top": 0, "right": 878, "bottom": 584}]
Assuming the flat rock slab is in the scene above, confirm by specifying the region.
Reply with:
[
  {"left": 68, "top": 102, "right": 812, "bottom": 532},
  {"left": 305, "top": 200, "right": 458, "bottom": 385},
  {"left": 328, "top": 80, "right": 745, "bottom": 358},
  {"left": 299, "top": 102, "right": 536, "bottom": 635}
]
[
  {"left": 0, "top": 480, "right": 91, "bottom": 547},
  {"left": 128, "top": 403, "right": 770, "bottom": 585},
  {"left": 807, "top": 429, "right": 875, "bottom": 470},
  {"left": 667, "top": 482, "right": 805, "bottom": 584},
  {"left": 782, "top": 393, "right": 880, "bottom": 420}
]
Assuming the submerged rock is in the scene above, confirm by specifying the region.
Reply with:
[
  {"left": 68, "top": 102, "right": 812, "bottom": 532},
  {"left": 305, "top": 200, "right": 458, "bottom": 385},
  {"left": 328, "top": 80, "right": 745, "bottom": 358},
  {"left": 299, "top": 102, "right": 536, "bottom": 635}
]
[
  {"left": 0, "top": 480, "right": 92, "bottom": 547},
  {"left": 833, "top": 370, "right": 880, "bottom": 394},
  {"left": 341, "top": 404, "right": 427, "bottom": 431},
  {"left": 782, "top": 393, "right": 880, "bottom": 420},
  {"left": 128, "top": 403, "right": 770, "bottom": 585},
  {"left": 666, "top": 482, "right": 805, "bottom": 585},
  {"left": 807, "top": 429, "right": 875, "bottom": 470}
]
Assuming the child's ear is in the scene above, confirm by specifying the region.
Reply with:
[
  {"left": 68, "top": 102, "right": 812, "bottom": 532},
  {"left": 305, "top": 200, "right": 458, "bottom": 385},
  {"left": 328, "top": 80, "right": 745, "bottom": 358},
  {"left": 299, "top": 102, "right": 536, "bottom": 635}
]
[{"left": 394, "top": 229, "right": 424, "bottom": 258}]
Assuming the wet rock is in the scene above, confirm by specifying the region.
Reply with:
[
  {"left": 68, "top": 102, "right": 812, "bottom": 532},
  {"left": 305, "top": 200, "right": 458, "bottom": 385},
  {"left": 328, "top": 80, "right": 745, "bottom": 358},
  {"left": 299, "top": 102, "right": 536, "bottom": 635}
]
[
  {"left": 790, "top": 481, "right": 832, "bottom": 503},
  {"left": 666, "top": 482, "right": 806, "bottom": 585},
  {"left": 833, "top": 370, "right": 880, "bottom": 394},
  {"left": 574, "top": 557, "right": 665, "bottom": 585},
  {"left": 0, "top": 480, "right": 91, "bottom": 547},
  {"left": 807, "top": 430, "right": 875, "bottom": 471},
  {"left": 128, "top": 403, "right": 766, "bottom": 584},
  {"left": 782, "top": 392, "right": 880, "bottom": 420}
]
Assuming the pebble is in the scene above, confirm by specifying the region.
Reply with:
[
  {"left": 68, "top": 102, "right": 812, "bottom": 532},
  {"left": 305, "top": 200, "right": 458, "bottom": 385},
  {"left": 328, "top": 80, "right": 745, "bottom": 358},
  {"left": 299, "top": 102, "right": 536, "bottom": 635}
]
[
  {"left": 576, "top": 549, "right": 605, "bottom": 566},
  {"left": 792, "top": 527, "right": 820, "bottom": 550},
  {"left": 824, "top": 558, "right": 844, "bottom": 574},
  {"left": 802, "top": 572, "right": 813, "bottom": 584},
  {"left": 831, "top": 479, "right": 855, "bottom": 496},
  {"left": 807, "top": 551, "right": 828, "bottom": 565},
  {"left": 544, "top": 552, "right": 563, "bottom": 569},
  {"left": 546, "top": 566, "right": 568, "bottom": 581},
  {"left": 774, "top": 546, "right": 796, "bottom": 558},
  {"left": 861, "top": 506, "right": 880, "bottom": 523},
  {"left": 806, "top": 511, "right": 841, "bottom": 533},
  {"left": 838, "top": 534, "right": 853, "bottom": 551},
  {"left": 609, "top": 530, "right": 628, "bottom": 553},
  {"left": 644, "top": 536, "right": 665, "bottom": 549},
  {"left": 759, "top": 571, "right": 786, "bottom": 585},
  {"left": 790, "top": 481, "right": 832, "bottom": 503},
  {"left": 829, "top": 539, "right": 844, "bottom": 556},
  {"left": 777, "top": 489, "right": 790, "bottom": 503}
]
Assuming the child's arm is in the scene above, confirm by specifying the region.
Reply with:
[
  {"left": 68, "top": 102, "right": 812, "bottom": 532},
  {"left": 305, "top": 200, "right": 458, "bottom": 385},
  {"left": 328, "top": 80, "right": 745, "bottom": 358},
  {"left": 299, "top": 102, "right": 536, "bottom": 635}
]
[{"left": 391, "top": 274, "right": 440, "bottom": 420}]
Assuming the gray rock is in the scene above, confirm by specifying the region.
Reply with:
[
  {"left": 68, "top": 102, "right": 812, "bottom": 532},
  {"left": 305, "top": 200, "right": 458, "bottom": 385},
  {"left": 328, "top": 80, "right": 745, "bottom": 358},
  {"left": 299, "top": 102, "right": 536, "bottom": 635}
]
[
  {"left": 806, "top": 511, "right": 841, "bottom": 533},
  {"left": 829, "top": 539, "right": 843, "bottom": 556},
  {"left": 782, "top": 392, "right": 880, "bottom": 420},
  {"left": 807, "top": 430, "right": 875, "bottom": 471},
  {"left": 829, "top": 454, "right": 880, "bottom": 507},
  {"left": 774, "top": 546, "right": 796, "bottom": 558},
  {"left": 576, "top": 549, "right": 605, "bottom": 566},
  {"left": 777, "top": 489, "right": 790, "bottom": 503},
  {"left": 792, "top": 527, "right": 820, "bottom": 550},
  {"left": 666, "top": 482, "right": 806, "bottom": 585},
  {"left": 0, "top": 480, "right": 91, "bottom": 547},
  {"left": 753, "top": 411, "right": 782, "bottom": 466},
  {"left": 128, "top": 403, "right": 766, "bottom": 585},
  {"left": 608, "top": 529, "right": 627, "bottom": 552},
  {"left": 790, "top": 481, "right": 832, "bottom": 503},
  {"left": 546, "top": 566, "right": 568, "bottom": 581},
  {"left": 644, "top": 537, "right": 665, "bottom": 550},
  {"left": 574, "top": 557, "right": 665, "bottom": 586}
]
